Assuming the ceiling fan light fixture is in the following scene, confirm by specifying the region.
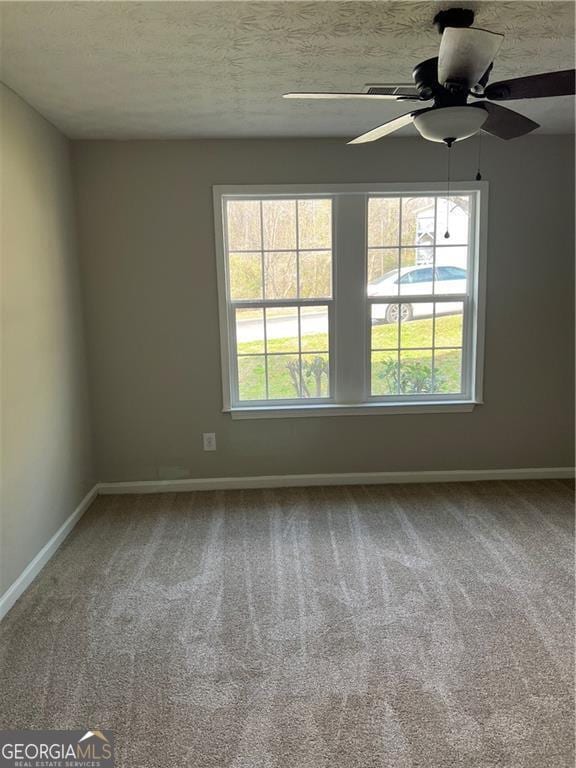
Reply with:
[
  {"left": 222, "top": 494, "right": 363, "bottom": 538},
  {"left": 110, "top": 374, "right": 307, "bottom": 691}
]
[{"left": 413, "top": 106, "right": 487, "bottom": 143}]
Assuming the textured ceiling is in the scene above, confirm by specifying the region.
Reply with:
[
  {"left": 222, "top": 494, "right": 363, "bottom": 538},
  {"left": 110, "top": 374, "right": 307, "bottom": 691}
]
[{"left": 1, "top": 1, "right": 574, "bottom": 139}]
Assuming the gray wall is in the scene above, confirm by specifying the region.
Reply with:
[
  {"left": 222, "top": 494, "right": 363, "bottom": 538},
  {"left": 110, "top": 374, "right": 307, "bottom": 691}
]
[
  {"left": 1, "top": 86, "right": 94, "bottom": 593},
  {"left": 72, "top": 136, "right": 575, "bottom": 482}
]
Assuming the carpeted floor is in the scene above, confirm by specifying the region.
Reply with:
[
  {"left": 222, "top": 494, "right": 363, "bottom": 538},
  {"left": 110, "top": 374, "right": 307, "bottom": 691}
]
[{"left": 0, "top": 480, "right": 573, "bottom": 767}]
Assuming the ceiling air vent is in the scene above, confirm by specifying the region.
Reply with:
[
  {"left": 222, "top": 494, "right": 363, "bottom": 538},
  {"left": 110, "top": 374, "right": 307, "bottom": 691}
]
[{"left": 363, "top": 84, "right": 419, "bottom": 97}]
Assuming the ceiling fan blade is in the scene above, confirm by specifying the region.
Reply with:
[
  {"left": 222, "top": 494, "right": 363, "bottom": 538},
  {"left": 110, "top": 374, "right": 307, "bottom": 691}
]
[
  {"left": 472, "top": 102, "right": 539, "bottom": 139},
  {"left": 484, "top": 69, "right": 575, "bottom": 100},
  {"left": 347, "top": 112, "right": 416, "bottom": 144},
  {"left": 283, "top": 92, "right": 417, "bottom": 101},
  {"left": 438, "top": 27, "right": 504, "bottom": 89}
]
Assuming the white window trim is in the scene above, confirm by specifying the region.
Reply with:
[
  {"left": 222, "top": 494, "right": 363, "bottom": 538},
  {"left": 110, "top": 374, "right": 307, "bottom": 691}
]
[{"left": 213, "top": 182, "right": 488, "bottom": 419}]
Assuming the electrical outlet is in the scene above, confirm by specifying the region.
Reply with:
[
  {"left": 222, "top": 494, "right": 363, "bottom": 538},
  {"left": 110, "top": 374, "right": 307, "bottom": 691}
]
[{"left": 202, "top": 432, "right": 217, "bottom": 452}]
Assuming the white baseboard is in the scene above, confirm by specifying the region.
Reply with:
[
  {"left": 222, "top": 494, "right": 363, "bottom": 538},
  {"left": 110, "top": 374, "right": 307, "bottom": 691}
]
[
  {"left": 97, "top": 467, "right": 575, "bottom": 495},
  {"left": 0, "top": 485, "right": 99, "bottom": 622}
]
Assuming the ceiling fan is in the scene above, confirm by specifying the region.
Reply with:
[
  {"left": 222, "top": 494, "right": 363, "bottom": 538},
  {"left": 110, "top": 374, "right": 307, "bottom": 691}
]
[{"left": 283, "top": 7, "right": 575, "bottom": 146}]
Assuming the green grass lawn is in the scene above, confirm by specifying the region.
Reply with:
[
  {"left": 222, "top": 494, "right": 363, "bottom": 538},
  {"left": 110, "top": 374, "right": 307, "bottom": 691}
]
[
  {"left": 371, "top": 312, "right": 462, "bottom": 349},
  {"left": 237, "top": 313, "right": 463, "bottom": 400}
]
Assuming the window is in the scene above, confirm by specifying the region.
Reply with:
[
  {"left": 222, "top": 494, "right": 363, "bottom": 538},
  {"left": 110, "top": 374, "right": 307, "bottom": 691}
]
[{"left": 214, "top": 184, "right": 486, "bottom": 418}]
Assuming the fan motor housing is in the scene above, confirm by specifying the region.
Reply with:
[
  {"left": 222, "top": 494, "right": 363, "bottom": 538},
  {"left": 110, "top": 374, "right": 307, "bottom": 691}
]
[
  {"left": 433, "top": 7, "right": 475, "bottom": 34},
  {"left": 412, "top": 58, "right": 439, "bottom": 100},
  {"left": 412, "top": 57, "right": 469, "bottom": 106}
]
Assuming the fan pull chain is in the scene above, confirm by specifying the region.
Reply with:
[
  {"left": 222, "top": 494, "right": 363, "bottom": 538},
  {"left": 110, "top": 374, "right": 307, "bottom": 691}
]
[
  {"left": 476, "top": 131, "right": 483, "bottom": 181},
  {"left": 444, "top": 141, "right": 452, "bottom": 239}
]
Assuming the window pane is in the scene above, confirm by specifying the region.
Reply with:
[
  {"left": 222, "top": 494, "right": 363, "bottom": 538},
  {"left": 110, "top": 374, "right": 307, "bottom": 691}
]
[
  {"left": 407, "top": 301, "right": 434, "bottom": 323},
  {"left": 372, "top": 351, "right": 399, "bottom": 395},
  {"left": 371, "top": 305, "right": 398, "bottom": 349},
  {"left": 300, "top": 306, "right": 328, "bottom": 352},
  {"left": 238, "top": 356, "right": 266, "bottom": 400},
  {"left": 435, "top": 196, "right": 470, "bottom": 245},
  {"left": 401, "top": 314, "right": 433, "bottom": 348},
  {"left": 434, "top": 303, "right": 463, "bottom": 347},
  {"left": 264, "top": 252, "right": 297, "bottom": 299},
  {"left": 368, "top": 249, "right": 434, "bottom": 298},
  {"left": 400, "top": 349, "right": 434, "bottom": 395},
  {"left": 399, "top": 265, "right": 435, "bottom": 298},
  {"left": 367, "top": 248, "right": 399, "bottom": 287},
  {"left": 401, "top": 247, "right": 426, "bottom": 269},
  {"left": 229, "top": 253, "right": 262, "bottom": 300},
  {"left": 434, "top": 349, "right": 463, "bottom": 393},
  {"left": 299, "top": 250, "right": 332, "bottom": 298},
  {"left": 412, "top": 246, "right": 434, "bottom": 268},
  {"left": 301, "top": 353, "right": 330, "bottom": 398},
  {"left": 372, "top": 301, "right": 414, "bottom": 330},
  {"left": 401, "top": 197, "right": 435, "bottom": 246},
  {"left": 368, "top": 197, "right": 400, "bottom": 247},
  {"left": 298, "top": 199, "right": 331, "bottom": 249},
  {"left": 262, "top": 200, "right": 296, "bottom": 250},
  {"left": 227, "top": 200, "right": 261, "bottom": 251},
  {"left": 267, "top": 354, "right": 300, "bottom": 399},
  {"left": 236, "top": 308, "right": 264, "bottom": 354},
  {"left": 265, "top": 307, "right": 298, "bottom": 353},
  {"left": 368, "top": 269, "right": 399, "bottom": 298},
  {"left": 434, "top": 249, "right": 468, "bottom": 294}
]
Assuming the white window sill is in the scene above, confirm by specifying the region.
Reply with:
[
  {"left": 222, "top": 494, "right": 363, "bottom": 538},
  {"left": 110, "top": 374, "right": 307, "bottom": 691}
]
[{"left": 226, "top": 401, "right": 481, "bottom": 420}]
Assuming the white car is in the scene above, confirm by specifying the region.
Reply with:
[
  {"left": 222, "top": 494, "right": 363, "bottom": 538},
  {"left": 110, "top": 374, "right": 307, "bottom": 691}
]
[{"left": 369, "top": 265, "right": 467, "bottom": 323}]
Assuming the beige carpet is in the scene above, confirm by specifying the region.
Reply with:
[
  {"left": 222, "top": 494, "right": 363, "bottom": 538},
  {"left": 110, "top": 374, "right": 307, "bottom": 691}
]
[{"left": 0, "top": 480, "right": 574, "bottom": 767}]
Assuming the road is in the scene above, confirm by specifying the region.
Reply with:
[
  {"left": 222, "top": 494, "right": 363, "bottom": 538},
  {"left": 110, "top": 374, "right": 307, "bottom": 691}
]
[{"left": 237, "top": 311, "right": 327, "bottom": 343}]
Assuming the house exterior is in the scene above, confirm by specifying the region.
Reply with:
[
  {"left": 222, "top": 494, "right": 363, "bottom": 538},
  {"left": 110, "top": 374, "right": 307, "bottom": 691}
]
[{"left": 416, "top": 197, "right": 468, "bottom": 268}]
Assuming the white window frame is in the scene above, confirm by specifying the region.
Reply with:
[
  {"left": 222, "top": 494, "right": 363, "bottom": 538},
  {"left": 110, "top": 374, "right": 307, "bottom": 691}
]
[{"left": 213, "top": 182, "right": 488, "bottom": 419}]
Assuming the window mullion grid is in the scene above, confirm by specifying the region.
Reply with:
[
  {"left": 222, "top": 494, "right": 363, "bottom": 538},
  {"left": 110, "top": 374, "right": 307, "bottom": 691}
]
[
  {"left": 431, "top": 196, "right": 438, "bottom": 390},
  {"left": 398, "top": 307, "right": 402, "bottom": 396},
  {"left": 431, "top": 300, "right": 437, "bottom": 391},
  {"left": 230, "top": 247, "right": 328, "bottom": 254},
  {"left": 233, "top": 300, "right": 332, "bottom": 405},
  {"left": 329, "top": 299, "right": 335, "bottom": 399},
  {"left": 432, "top": 195, "right": 438, "bottom": 292},
  {"left": 259, "top": 201, "right": 269, "bottom": 399},
  {"left": 234, "top": 196, "right": 334, "bottom": 404},
  {"left": 367, "top": 293, "right": 466, "bottom": 305},
  {"left": 461, "top": 295, "right": 472, "bottom": 397},
  {"left": 233, "top": 298, "right": 329, "bottom": 309},
  {"left": 396, "top": 198, "right": 403, "bottom": 395},
  {"left": 464, "top": 193, "right": 478, "bottom": 398},
  {"left": 295, "top": 201, "right": 303, "bottom": 397},
  {"left": 229, "top": 302, "right": 240, "bottom": 405}
]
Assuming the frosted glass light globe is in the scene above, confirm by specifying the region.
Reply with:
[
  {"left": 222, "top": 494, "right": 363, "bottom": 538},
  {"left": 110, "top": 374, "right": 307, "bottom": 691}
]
[{"left": 414, "top": 106, "right": 487, "bottom": 143}]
